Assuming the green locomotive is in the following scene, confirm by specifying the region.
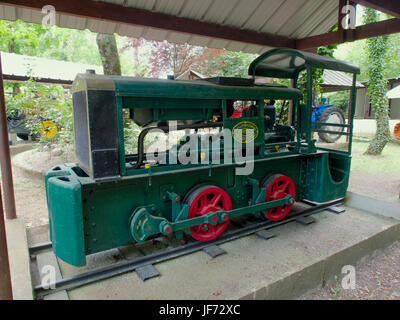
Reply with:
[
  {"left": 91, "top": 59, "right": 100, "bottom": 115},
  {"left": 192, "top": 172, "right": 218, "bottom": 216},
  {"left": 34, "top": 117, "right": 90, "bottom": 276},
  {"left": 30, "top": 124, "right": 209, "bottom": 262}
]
[{"left": 45, "top": 49, "right": 359, "bottom": 266}]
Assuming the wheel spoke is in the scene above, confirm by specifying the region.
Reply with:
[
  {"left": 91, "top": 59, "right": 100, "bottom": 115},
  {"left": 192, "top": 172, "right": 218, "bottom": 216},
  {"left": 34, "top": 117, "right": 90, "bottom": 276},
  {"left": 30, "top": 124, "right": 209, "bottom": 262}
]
[
  {"left": 280, "top": 181, "right": 289, "bottom": 192},
  {"left": 211, "top": 194, "right": 222, "bottom": 207},
  {"left": 199, "top": 196, "right": 208, "bottom": 208}
]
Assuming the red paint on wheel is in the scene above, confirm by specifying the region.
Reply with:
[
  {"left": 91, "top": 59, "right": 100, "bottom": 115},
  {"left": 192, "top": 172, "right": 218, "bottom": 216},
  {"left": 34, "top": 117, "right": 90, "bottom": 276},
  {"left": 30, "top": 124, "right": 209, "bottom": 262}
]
[
  {"left": 264, "top": 174, "right": 296, "bottom": 222},
  {"left": 187, "top": 187, "right": 232, "bottom": 241},
  {"left": 166, "top": 227, "right": 171, "bottom": 233}
]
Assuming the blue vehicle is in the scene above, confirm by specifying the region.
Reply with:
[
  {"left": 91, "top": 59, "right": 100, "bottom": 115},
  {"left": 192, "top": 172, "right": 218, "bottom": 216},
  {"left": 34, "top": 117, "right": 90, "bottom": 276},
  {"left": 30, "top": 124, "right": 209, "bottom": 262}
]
[{"left": 312, "top": 98, "right": 345, "bottom": 143}]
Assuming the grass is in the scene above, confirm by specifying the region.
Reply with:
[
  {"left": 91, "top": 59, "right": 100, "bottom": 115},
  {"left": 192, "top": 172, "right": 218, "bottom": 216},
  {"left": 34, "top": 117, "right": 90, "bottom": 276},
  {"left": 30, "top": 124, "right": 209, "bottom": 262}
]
[{"left": 350, "top": 138, "right": 400, "bottom": 173}]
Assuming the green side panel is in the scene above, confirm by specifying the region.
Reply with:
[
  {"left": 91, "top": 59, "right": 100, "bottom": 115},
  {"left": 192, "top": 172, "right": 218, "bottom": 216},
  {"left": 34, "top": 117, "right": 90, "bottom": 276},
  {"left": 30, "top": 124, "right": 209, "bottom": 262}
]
[
  {"left": 46, "top": 152, "right": 349, "bottom": 262},
  {"left": 78, "top": 155, "right": 304, "bottom": 255},
  {"left": 304, "top": 152, "right": 351, "bottom": 202},
  {"left": 46, "top": 170, "right": 85, "bottom": 267}
]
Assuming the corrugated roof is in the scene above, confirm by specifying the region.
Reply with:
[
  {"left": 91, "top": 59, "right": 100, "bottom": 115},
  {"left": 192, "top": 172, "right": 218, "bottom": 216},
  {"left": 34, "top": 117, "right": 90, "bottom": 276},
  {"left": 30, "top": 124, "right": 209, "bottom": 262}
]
[
  {"left": 1, "top": 51, "right": 103, "bottom": 83},
  {"left": 322, "top": 69, "right": 364, "bottom": 88},
  {"left": 0, "top": 0, "right": 339, "bottom": 54}
]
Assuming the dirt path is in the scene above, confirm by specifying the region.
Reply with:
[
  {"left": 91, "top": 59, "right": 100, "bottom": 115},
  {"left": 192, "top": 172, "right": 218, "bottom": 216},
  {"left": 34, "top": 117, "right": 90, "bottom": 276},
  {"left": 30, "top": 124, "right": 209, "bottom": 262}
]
[
  {"left": 299, "top": 241, "right": 400, "bottom": 300},
  {"left": 349, "top": 171, "right": 400, "bottom": 203},
  {"left": 12, "top": 162, "right": 48, "bottom": 228},
  {"left": 11, "top": 147, "right": 75, "bottom": 228}
]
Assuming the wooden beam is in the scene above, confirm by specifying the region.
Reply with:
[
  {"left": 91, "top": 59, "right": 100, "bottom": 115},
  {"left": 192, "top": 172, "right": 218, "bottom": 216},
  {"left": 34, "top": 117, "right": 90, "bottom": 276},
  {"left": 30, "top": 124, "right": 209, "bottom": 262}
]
[
  {"left": 0, "top": 0, "right": 295, "bottom": 48},
  {"left": 2, "top": 75, "right": 73, "bottom": 85},
  {"left": 337, "top": 0, "right": 348, "bottom": 45},
  {"left": 352, "top": 0, "right": 400, "bottom": 18},
  {"left": 296, "top": 18, "right": 400, "bottom": 49}
]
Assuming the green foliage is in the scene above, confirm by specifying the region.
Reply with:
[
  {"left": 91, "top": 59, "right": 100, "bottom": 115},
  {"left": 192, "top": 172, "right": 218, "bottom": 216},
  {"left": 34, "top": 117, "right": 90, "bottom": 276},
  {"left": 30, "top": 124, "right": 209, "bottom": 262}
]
[
  {"left": 275, "top": 100, "right": 289, "bottom": 125},
  {"left": 325, "top": 91, "right": 350, "bottom": 113},
  {"left": 5, "top": 81, "right": 73, "bottom": 149},
  {"left": 198, "top": 50, "right": 258, "bottom": 78},
  {"left": 335, "top": 7, "right": 399, "bottom": 82},
  {"left": 124, "top": 121, "right": 159, "bottom": 155},
  {"left": 297, "top": 45, "right": 337, "bottom": 105},
  {"left": 39, "top": 27, "right": 101, "bottom": 65},
  {"left": 124, "top": 122, "right": 143, "bottom": 154},
  {"left": 0, "top": 19, "right": 101, "bottom": 65},
  {"left": 363, "top": 8, "right": 391, "bottom": 155},
  {"left": 0, "top": 20, "right": 47, "bottom": 54}
]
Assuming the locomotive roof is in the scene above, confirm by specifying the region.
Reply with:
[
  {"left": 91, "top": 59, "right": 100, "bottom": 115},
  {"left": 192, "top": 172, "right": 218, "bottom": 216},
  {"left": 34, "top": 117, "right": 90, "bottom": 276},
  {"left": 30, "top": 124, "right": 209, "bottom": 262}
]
[
  {"left": 248, "top": 48, "right": 360, "bottom": 79},
  {"left": 72, "top": 73, "right": 303, "bottom": 101}
]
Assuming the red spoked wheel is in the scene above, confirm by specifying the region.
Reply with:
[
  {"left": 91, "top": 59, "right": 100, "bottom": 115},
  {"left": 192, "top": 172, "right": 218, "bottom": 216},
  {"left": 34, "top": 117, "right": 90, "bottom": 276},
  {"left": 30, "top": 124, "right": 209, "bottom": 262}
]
[
  {"left": 263, "top": 174, "right": 296, "bottom": 222},
  {"left": 184, "top": 185, "right": 232, "bottom": 241}
]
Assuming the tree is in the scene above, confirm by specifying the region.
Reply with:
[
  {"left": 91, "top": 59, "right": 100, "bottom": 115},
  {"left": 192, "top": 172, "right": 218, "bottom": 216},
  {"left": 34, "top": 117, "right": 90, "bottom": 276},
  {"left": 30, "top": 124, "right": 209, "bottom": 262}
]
[
  {"left": 0, "top": 20, "right": 47, "bottom": 55},
  {"left": 121, "top": 37, "right": 259, "bottom": 79},
  {"left": 148, "top": 41, "right": 204, "bottom": 78},
  {"left": 197, "top": 49, "right": 257, "bottom": 78},
  {"left": 363, "top": 8, "right": 391, "bottom": 155},
  {"left": 96, "top": 33, "right": 122, "bottom": 75}
]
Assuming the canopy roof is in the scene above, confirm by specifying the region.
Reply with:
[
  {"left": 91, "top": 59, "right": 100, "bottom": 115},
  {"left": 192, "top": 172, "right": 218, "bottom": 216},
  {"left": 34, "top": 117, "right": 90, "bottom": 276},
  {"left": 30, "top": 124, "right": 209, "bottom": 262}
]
[
  {"left": 0, "top": 0, "right": 350, "bottom": 55},
  {"left": 248, "top": 48, "right": 360, "bottom": 79}
]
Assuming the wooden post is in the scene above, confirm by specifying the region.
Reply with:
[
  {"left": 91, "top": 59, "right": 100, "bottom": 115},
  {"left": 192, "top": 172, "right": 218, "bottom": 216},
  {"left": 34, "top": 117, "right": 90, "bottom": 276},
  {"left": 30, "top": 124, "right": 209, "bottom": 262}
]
[
  {"left": 0, "top": 52, "right": 17, "bottom": 220},
  {"left": 0, "top": 186, "right": 13, "bottom": 300},
  {"left": 338, "top": 0, "right": 347, "bottom": 44}
]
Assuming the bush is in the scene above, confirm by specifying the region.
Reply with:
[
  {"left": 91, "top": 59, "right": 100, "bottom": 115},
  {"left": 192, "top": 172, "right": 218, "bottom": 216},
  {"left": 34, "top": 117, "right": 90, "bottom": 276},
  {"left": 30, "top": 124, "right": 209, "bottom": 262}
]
[
  {"left": 5, "top": 80, "right": 74, "bottom": 150},
  {"left": 324, "top": 91, "right": 350, "bottom": 114},
  {"left": 6, "top": 80, "right": 155, "bottom": 157}
]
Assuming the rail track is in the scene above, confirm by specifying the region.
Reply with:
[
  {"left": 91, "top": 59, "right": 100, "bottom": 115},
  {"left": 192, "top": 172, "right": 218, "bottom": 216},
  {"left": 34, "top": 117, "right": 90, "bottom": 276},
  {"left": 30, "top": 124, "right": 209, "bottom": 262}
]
[{"left": 31, "top": 198, "right": 344, "bottom": 299}]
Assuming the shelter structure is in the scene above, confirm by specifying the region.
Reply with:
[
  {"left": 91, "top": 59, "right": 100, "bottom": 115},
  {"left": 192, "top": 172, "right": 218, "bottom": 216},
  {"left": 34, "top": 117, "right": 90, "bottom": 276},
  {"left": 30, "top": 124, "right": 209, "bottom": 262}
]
[{"left": 1, "top": 52, "right": 103, "bottom": 85}]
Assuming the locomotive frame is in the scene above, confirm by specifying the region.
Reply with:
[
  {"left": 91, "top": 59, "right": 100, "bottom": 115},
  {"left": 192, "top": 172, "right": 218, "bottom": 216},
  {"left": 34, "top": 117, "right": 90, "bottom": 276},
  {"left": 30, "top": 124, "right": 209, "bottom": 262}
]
[{"left": 45, "top": 48, "right": 360, "bottom": 266}]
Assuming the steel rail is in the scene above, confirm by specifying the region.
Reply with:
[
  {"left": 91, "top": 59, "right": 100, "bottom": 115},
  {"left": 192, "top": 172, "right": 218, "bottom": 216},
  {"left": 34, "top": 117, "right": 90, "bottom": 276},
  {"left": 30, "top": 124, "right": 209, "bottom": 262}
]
[
  {"left": 33, "top": 198, "right": 343, "bottom": 298},
  {"left": 29, "top": 241, "right": 52, "bottom": 255}
]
